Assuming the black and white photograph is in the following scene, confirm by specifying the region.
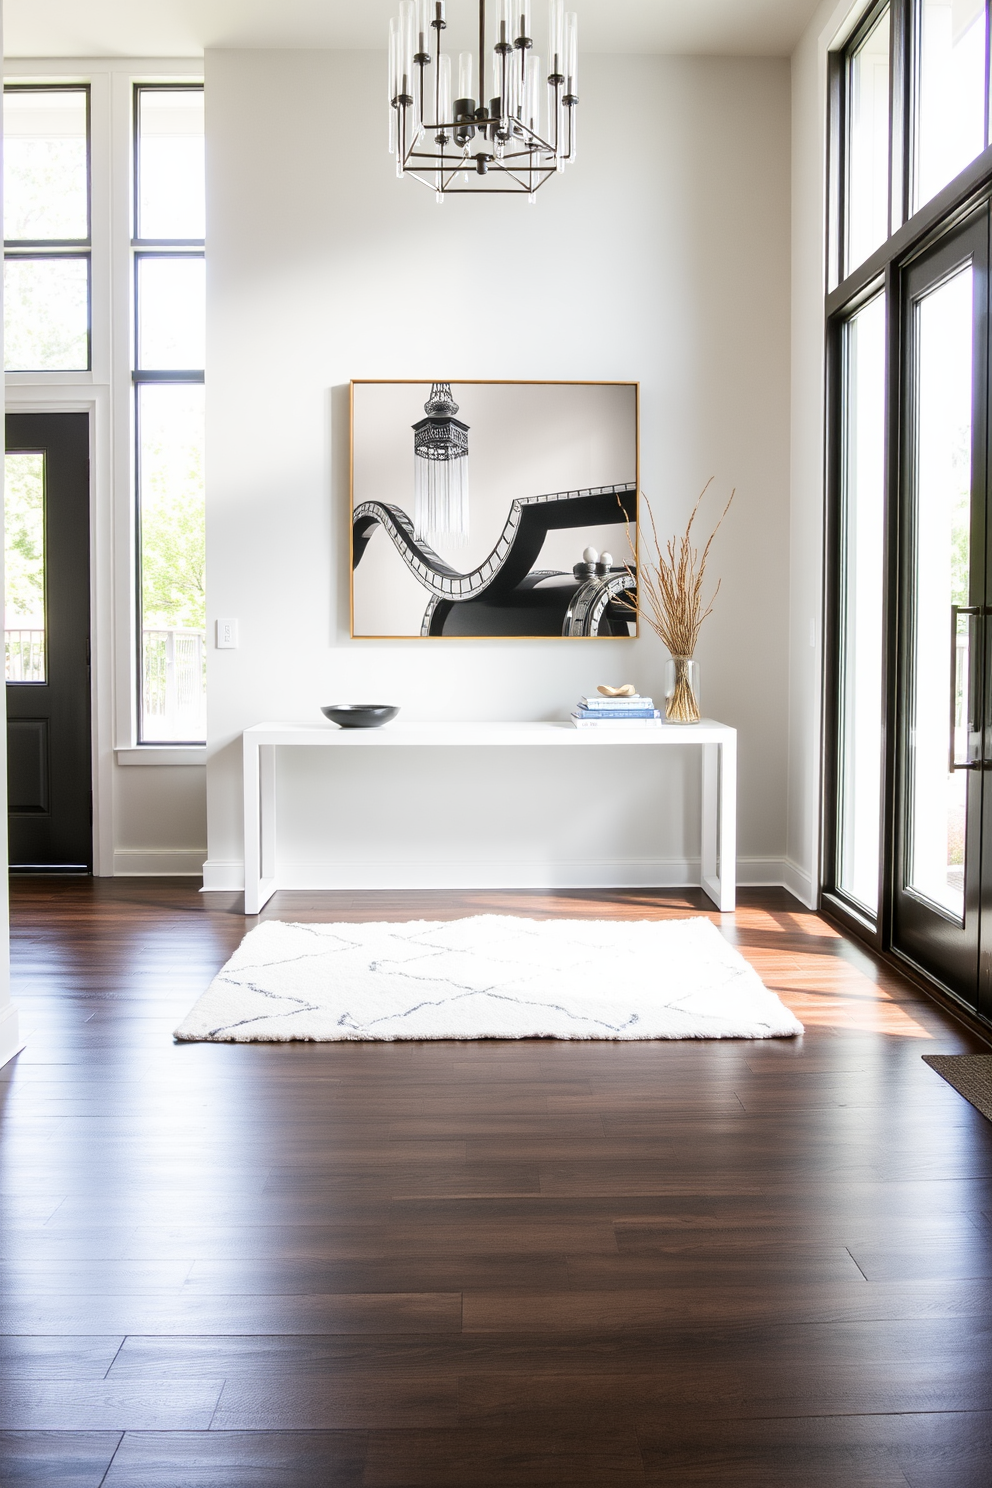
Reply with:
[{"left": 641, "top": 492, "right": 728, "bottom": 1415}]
[{"left": 351, "top": 379, "right": 638, "bottom": 637}]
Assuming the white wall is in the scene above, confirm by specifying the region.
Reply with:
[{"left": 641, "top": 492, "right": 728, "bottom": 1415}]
[
  {"left": 203, "top": 49, "right": 793, "bottom": 890},
  {"left": 111, "top": 765, "right": 207, "bottom": 876}
]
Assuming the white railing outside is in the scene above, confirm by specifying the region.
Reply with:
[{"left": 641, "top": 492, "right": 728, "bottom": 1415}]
[
  {"left": 142, "top": 627, "right": 206, "bottom": 742},
  {"left": 5, "top": 627, "right": 45, "bottom": 682},
  {"left": 6, "top": 625, "right": 205, "bottom": 740}
]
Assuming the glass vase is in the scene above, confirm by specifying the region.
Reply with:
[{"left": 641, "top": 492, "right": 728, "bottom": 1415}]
[{"left": 665, "top": 657, "right": 700, "bottom": 723}]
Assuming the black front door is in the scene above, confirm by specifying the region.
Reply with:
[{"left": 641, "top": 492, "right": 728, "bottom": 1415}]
[{"left": 5, "top": 412, "right": 92, "bottom": 870}]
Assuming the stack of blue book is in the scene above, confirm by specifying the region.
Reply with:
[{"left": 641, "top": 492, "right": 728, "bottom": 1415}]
[{"left": 570, "top": 695, "right": 662, "bottom": 728}]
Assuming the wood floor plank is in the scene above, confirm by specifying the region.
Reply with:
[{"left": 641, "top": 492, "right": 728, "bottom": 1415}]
[
  {"left": 0, "top": 1431, "right": 122, "bottom": 1487},
  {"left": 636, "top": 1409, "right": 992, "bottom": 1488},
  {"left": 563, "top": 1244, "right": 868, "bottom": 1287},
  {"left": 455, "top": 1366, "right": 744, "bottom": 1418},
  {"left": 0, "top": 1335, "right": 124, "bottom": 1378},
  {"left": 119, "top": 1216, "right": 621, "bottom": 1259},
  {"left": 360, "top": 1426, "right": 648, "bottom": 1486},
  {"left": 99, "top": 1429, "right": 369, "bottom": 1488},
  {"left": 461, "top": 1278, "right": 992, "bottom": 1331},
  {"left": 846, "top": 1236, "right": 992, "bottom": 1282},
  {"left": 210, "top": 1375, "right": 459, "bottom": 1429},
  {"left": 99, "top": 1331, "right": 737, "bottom": 1379},
  {"left": 0, "top": 1379, "right": 224, "bottom": 1430},
  {"left": 182, "top": 1252, "right": 571, "bottom": 1293},
  {"left": 0, "top": 1291, "right": 462, "bottom": 1336},
  {"left": 0, "top": 1261, "right": 194, "bottom": 1295}
]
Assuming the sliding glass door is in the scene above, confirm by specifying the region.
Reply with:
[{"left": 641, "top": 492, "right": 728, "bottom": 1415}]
[
  {"left": 824, "top": 0, "right": 992, "bottom": 1027},
  {"left": 891, "top": 215, "right": 988, "bottom": 1007}
]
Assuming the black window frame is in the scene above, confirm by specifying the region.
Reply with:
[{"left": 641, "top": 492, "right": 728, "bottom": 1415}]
[{"left": 823, "top": 0, "right": 992, "bottom": 956}]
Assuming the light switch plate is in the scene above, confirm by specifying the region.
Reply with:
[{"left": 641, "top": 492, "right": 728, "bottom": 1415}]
[{"left": 216, "top": 618, "right": 239, "bottom": 649}]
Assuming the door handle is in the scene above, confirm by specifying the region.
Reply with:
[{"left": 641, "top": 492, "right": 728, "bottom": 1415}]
[{"left": 950, "top": 604, "right": 981, "bottom": 771}]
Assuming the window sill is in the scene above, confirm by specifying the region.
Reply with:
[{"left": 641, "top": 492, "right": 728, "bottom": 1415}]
[
  {"left": 116, "top": 746, "right": 206, "bottom": 766},
  {"left": 5, "top": 370, "right": 98, "bottom": 385}
]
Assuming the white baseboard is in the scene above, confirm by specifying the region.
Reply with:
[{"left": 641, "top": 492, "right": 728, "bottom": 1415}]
[
  {"left": 202, "top": 856, "right": 794, "bottom": 894},
  {"left": 272, "top": 859, "right": 706, "bottom": 891},
  {"left": 201, "top": 859, "right": 246, "bottom": 891},
  {"left": 0, "top": 1001, "right": 24, "bottom": 1070},
  {"left": 782, "top": 857, "right": 817, "bottom": 909},
  {"left": 113, "top": 849, "right": 206, "bottom": 877},
  {"left": 736, "top": 858, "right": 789, "bottom": 888}
]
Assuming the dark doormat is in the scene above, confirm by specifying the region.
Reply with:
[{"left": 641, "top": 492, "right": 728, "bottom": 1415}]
[{"left": 923, "top": 1055, "right": 992, "bottom": 1122}]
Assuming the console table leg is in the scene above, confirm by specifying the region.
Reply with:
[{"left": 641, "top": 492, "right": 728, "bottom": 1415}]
[
  {"left": 700, "top": 738, "right": 736, "bottom": 912},
  {"left": 701, "top": 743, "right": 718, "bottom": 903},
  {"left": 243, "top": 735, "right": 262, "bottom": 914},
  {"left": 260, "top": 745, "right": 277, "bottom": 884},
  {"left": 243, "top": 739, "right": 278, "bottom": 915},
  {"left": 718, "top": 734, "right": 737, "bottom": 911}
]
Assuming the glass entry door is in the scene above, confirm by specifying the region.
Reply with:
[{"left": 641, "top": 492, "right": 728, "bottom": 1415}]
[
  {"left": 5, "top": 412, "right": 92, "bottom": 869},
  {"left": 892, "top": 214, "right": 989, "bottom": 1011}
]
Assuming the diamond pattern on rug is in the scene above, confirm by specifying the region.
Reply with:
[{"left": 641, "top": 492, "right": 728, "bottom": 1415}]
[{"left": 174, "top": 915, "right": 803, "bottom": 1043}]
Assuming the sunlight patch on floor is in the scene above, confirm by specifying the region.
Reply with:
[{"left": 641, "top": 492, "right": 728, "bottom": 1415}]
[
  {"left": 778, "top": 990, "right": 935, "bottom": 1038},
  {"left": 738, "top": 945, "right": 936, "bottom": 1040}
]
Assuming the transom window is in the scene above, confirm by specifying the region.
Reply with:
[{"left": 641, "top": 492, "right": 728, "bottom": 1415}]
[
  {"left": 846, "top": 5, "right": 891, "bottom": 274},
  {"left": 2, "top": 86, "right": 91, "bottom": 371},
  {"left": 837, "top": 0, "right": 992, "bottom": 283}
]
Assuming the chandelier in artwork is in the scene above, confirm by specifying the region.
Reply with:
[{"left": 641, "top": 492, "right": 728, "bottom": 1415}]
[
  {"left": 387, "top": 0, "right": 578, "bottom": 197},
  {"left": 413, "top": 383, "right": 470, "bottom": 544}
]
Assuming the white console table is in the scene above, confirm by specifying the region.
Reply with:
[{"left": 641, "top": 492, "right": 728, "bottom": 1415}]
[{"left": 242, "top": 719, "right": 737, "bottom": 915}]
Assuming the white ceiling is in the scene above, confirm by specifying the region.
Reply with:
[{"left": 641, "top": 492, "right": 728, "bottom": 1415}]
[{"left": 3, "top": 0, "right": 825, "bottom": 61}]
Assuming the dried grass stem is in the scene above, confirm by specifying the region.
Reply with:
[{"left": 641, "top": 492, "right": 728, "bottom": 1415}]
[{"left": 619, "top": 480, "right": 735, "bottom": 659}]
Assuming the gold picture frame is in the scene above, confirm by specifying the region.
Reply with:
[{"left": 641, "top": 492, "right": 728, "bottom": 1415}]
[{"left": 350, "top": 379, "right": 639, "bottom": 640}]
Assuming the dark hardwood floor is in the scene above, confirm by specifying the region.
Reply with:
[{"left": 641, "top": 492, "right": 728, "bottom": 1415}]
[{"left": 2, "top": 878, "right": 992, "bottom": 1485}]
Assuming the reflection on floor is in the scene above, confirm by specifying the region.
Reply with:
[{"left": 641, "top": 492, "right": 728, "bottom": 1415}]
[{"left": 1, "top": 878, "right": 991, "bottom": 1486}]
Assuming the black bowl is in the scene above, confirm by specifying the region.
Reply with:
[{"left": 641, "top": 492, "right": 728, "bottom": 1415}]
[{"left": 321, "top": 704, "right": 400, "bottom": 729}]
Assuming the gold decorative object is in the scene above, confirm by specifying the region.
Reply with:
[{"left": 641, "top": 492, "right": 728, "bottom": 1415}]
[
  {"left": 597, "top": 684, "right": 637, "bottom": 697},
  {"left": 618, "top": 480, "right": 735, "bottom": 724}
]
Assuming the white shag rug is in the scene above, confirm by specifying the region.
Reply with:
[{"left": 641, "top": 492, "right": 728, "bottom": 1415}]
[{"left": 174, "top": 915, "right": 803, "bottom": 1043}]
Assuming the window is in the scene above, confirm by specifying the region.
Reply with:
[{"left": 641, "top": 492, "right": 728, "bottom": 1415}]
[
  {"left": 835, "top": 293, "right": 886, "bottom": 914},
  {"left": 846, "top": 7, "right": 891, "bottom": 275},
  {"left": 840, "top": 1, "right": 992, "bottom": 280},
  {"left": 3, "top": 86, "right": 90, "bottom": 370},
  {"left": 915, "top": 0, "right": 987, "bottom": 210},
  {"left": 905, "top": 265, "right": 974, "bottom": 920},
  {"left": 4, "top": 452, "right": 46, "bottom": 682},
  {"left": 133, "top": 86, "right": 206, "bottom": 744}
]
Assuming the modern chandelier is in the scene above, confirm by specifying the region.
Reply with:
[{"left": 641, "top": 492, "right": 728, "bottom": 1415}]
[{"left": 388, "top": 0, "right": 578, "bottom": 197}]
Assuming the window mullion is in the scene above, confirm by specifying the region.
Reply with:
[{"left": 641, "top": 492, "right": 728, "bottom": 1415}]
[{"left": 890, "top": 0, "right": 911, "bottom": 236}]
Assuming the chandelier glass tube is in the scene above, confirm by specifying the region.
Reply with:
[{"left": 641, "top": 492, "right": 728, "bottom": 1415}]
[{"left": 388, "top": 0, "right": 578, "bottom": 197}]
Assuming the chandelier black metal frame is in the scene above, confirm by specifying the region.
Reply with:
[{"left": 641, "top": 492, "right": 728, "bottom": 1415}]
[{"left": 388, "top": 0, "right": 578, "bottom": 197}]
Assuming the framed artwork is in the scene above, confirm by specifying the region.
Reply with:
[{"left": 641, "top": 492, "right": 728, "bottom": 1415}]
[{"left": 350, "top": 380, "right": 638, "bottom": 638}]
